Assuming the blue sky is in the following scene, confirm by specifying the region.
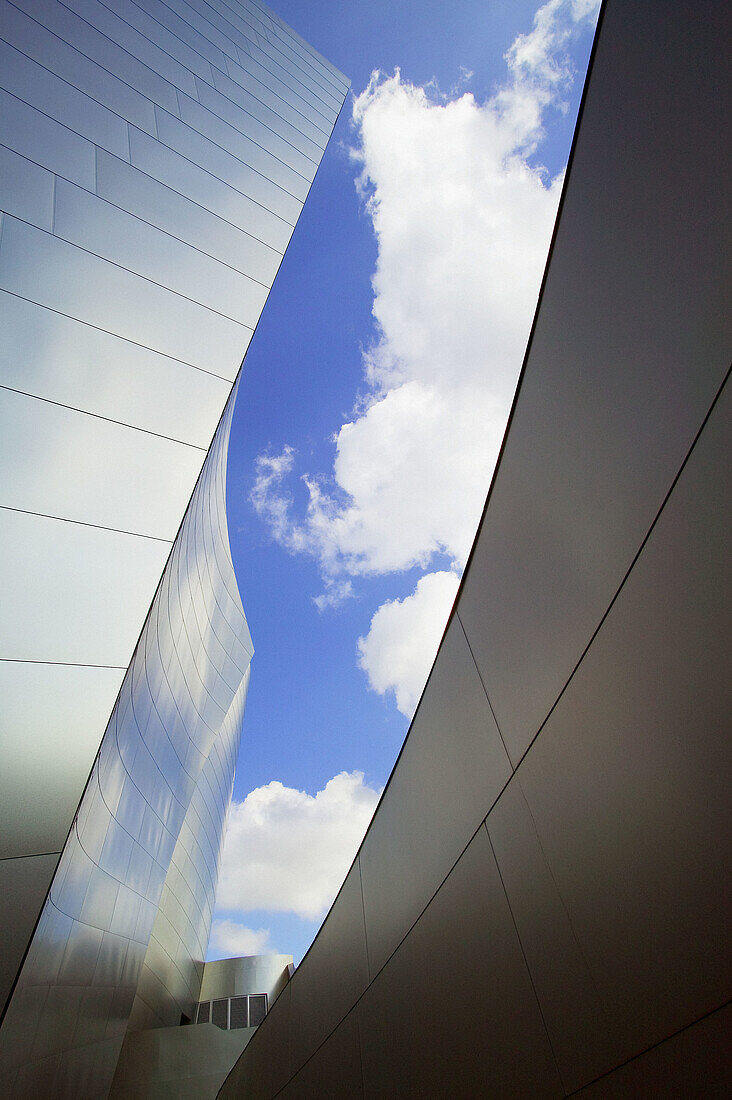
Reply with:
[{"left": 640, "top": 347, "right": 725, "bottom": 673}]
[{"left": 211, "top": 0, "right": 598, "bottom": 964}]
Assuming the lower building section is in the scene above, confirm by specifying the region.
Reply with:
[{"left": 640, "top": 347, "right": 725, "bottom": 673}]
[
  {"left": 109, "top": 955, "right": 293, "bottom": 1100},
  {"left": 196, "top": 954, "right": 294, "bottom": 1032},
  {"left": 109, "top": 1022, "right": 257, "bottom": 1100},
  {"left": 218, "top": 1, "right": 732, "bottom": 1096}
]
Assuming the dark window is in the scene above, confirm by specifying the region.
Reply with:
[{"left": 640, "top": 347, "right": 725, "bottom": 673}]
[
  {"left": 249, "top": 994, "right": 267, "bottom": 1027},
  {"left": 212, "top": 998, "right": 228, "bottom": 1029},
  {"left": 196, "top": 1001, "right": 210, "bottom": 1024},
  {"left": 229, "top": 996, "right": 249, "bottom": 1029}
]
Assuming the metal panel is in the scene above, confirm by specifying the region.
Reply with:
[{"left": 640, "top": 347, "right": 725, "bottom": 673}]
[
  {"left": 0, "top": 2, "right": 158, "bottom": 135},
  {"left": 0, "top": 507, "right": 170, "bottom": 666},
  {"left": 0, "top": 215, "right": 253, "bottom": 370},
  {"left": 53, "top": 177, "right": 270, "bottom": 326},
  {"left": 128, "top": 125, "right": 294, "bottom": 253},
  {"left": 288, "top": 861, "right": 369, "bottom": 1076},
  {"left": 199, "top": 954, "right": 291, "bottom": 1002},
  {"left": 458, "top": 0, "right": 732, "bottom": 764},
  {"left": 128, "top": 0, "right": 232, "bottom": 74},
  {"left": 10, "top": 0, "right": 180, "bottom": 116},
  {"left": 569, "top": 1004, "right": 732, "bottom": 1098},
  {"left": 210, "top": 64, "right": 324, "bottom": 159},
  {"left": 175, "top": 89, "right": 311, "bottom": 199},
  {"left": 221, "top": 4, "right": 727, "bottom": 1096},
  {"left": 222, "top": 52, "right": 335, "bottom": 142},
  {"left": 0, "top": 854, "right": 60, "bottom": 1013},
  {"left": 226, "top": 42, "right": 341, "bottom": 122},
  {"left": 487, "top": 775, "right": 624, "bottom": 1092},
  {"left": 360, "top": 616, "right": 512, "bottom": 975},
  {"left": 60, "top": 0, "right": 199, "bottom": 99},
  {"left": 1, "top": 388, "right": 253, "bottom": 1095},
  {"left": 240, "top": 7, "right": 346, "bottom": 101},
  {"left": 132, "top": 670, "right": 250, "bottom": 1028},
  {"left": 0, "top": 1, "right": 346, "bottom": 1093},
  {"left": 266, "top": 15, "right": 348, "bottom": 95},
  {"left": 161, "top": 0, "right": 246, "bottom": 66},
  {"left": 0, "top": 662, "right": 124, "bottom": 857},
  {"left": 0, "top": 86, "right": 96, "bottom": 190},
  {"left": 154, "top": 106, "right": 302, "bottom": 223},
  {"left": 0, "top": 37, "right": 129, "bottom": 160},
  {"left": 220, "top": 981, "right": 293, "bottom": 1099},
  {"left": 113, "top": 0, "right": 215, "bottom": 82},
  {"left": 0, "top": 146, "right": 54, "bottom": 231},
  {"left": 357, "top": 826, "right": 563, "bottom": 1098},
  {"left": 0, "top": 386, "right": 206, "bottom": 538},
  {"left": 245, "top": 35, "right": 343, "bottom": 109},
  {"left": 279, "top": 1010, "right": 364, "bottom": 1100},
  {"left": 518, "top": 375, "right": 731, "bottom": 1059},
  {"left": 0, "top": 291, "right": 232, "bottom": 446},
  {"left": 95, "top": 150, "right": 283, "bottom": 285},
  {"left": 195, "top": 78, "right": 319, "bottom": 181}
]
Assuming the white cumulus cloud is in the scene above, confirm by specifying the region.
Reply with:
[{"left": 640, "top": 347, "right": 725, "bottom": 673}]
[
  {"left": 250, "top": 0, "right": 599, "bottom": 710},
  {"left": 209, "top": 920, "right": 272, "bottom": 957},
  {"left": 357, "top": 571, "right": 461, "bottom": 718},
  {"left": 216, "top": 772, "right": 381, "bottom": 921}
]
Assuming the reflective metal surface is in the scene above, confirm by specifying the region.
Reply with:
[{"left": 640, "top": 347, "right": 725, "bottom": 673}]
[
  {"left": 288, "top": 863, "right": 369, "bottom": 1075},
  {"left": 280, "top": 1011, "right": 364, "bottom": 1100},
  {"left": 456, "top": 0, "right": 732, "bottom": 766},
  {"left": 357, "top": 827, "right": 563, "bottom": 1098},
  {"left": 199, "top": 955, "right": 293, "bottom": 1004},
  {"left": 0, "top": 0, "right": 348, "bottom": 1094},
  {"left": 0, "top": 386, "right": 252, "bottom": 1097},
  {"left": 358, "top": 615, "right": 512, "bottom": 975},
  {"left": 219, "top": 2, "right": 731, "bottom": 1095}
]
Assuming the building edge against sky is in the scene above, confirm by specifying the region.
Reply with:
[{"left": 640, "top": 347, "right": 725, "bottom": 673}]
[
  {"left": 220, "top": 0, "right": 732, "bottom": 1095},
  {"left": 0, "top": 0, "right": 347, "bottom": 1095}
]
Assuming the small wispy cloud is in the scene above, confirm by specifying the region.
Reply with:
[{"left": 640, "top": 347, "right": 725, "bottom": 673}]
[{"left": 209, "top": 920, "right": 273, "bottom": 958}]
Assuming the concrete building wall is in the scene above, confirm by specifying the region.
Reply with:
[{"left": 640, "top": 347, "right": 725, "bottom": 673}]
[
  {"left": 220, "top": 1, "right": 732, "bottom": 1095},
  {"left": 0, "top": 1, "right": 348, "bottom": 1095}
]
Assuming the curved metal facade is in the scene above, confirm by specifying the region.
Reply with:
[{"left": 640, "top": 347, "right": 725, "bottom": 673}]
[
  {"left": 0, "top": 382, "right": 252, "bottom": 1095},
  {"left": 0, "top": 0, "right": 348, "bottom": 1094},
  {"left": 219, "top": 1, "right": 731, "bottom": 1095}
]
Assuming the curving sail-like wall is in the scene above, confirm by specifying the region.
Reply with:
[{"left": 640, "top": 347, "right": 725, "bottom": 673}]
[
  {"left": 219, "top": 1, "right": 731, "bottom": 1095},
  {"left": 0, "top": 381, "right": 252, "bottom": 1095},
  {"left": 0, "top": 0, "right": 348, "bottom": 1095}
]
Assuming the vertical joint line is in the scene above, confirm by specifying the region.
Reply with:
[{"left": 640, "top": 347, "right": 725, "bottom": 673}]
[
  {"left": 357, "top": 856, "right": 371, "bottom": 980},
  {"left": 457, "top": 610, "right": 514, "bottom": 770},
  {"left": 51, "top": 172, "right": 58, "bottom": 234},
  {"left": 516, "top": 773, "right": 614, "bottom": 1032},
  {"left": 484, "top": 821, "right": 567, "bottom": 1094}
]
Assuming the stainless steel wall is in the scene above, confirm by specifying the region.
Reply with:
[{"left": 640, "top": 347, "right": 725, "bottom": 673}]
[
  {"left": 219, "top": 1, "right": 732, "bottom": 1095},
  {"left": 0, "top": 384, "right": 252, "bottom": 1097},
  {"left": 198, "top": 955, "right": 293, "bottom": 1005},
  {"left": 0, "top": 0, "right": 348, "bottom": 1095}
]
